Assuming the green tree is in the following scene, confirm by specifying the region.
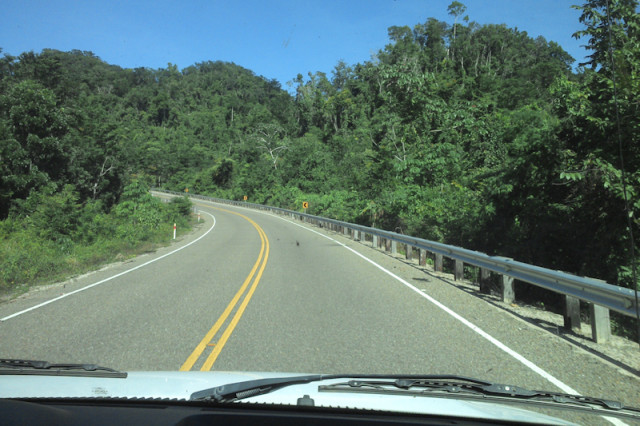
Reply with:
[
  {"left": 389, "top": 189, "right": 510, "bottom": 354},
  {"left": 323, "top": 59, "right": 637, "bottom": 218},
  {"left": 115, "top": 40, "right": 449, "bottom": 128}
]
[
  {"left": 0, "top": 80, "right": 69, "bottom": 217},
  {"left": 552, "top": 0, "right": 640, "bottom": 287},
  {"left": 447, "top": 1, "right": 468, "bottom": 58}
]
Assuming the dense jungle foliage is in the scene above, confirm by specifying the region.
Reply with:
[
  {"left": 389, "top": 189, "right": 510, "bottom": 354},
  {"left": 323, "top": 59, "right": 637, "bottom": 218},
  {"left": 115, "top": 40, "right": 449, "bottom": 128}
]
[{"left": 1, "top": 1, "right": 638, "bottom": 315}]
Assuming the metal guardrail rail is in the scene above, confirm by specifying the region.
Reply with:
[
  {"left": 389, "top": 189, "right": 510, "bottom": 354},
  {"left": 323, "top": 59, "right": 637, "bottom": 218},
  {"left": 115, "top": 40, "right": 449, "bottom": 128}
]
[{"left": 153, "top": 189, "right": 638, "bottom": 320}]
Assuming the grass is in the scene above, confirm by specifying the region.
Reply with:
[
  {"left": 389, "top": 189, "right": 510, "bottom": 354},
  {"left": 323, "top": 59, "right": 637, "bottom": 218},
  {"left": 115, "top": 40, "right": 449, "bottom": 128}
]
[{"left": 0, "top": 216, "right": 195, "bottom": 301}]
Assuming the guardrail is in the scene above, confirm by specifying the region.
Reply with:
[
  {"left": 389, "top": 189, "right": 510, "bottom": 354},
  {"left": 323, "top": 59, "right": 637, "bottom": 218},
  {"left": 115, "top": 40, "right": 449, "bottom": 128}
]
[{"left": 153, "top": 189, "right": 639, "bottom": 344}]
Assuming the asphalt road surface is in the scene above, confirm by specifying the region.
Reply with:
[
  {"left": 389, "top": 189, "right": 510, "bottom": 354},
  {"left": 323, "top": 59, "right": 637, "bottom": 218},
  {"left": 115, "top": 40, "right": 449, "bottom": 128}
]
[{"left": 1, "top": 196, "right": 638, "bottom": 410}]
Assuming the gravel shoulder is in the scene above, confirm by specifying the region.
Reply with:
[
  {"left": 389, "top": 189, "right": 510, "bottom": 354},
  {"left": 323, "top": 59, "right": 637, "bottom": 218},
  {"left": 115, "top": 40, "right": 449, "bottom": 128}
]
[{"left": 301, "top": 218, "right": 640, "bottom": 379}]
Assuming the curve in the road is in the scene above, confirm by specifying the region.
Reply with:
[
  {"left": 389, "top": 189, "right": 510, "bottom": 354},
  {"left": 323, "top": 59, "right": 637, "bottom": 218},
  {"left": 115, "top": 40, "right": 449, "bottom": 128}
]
[
  {"left": 180, "top": 205, "right": 270, "bottom": 372},
  {"left": 266, "top": 211, "right": 582, "bottom": 395}
]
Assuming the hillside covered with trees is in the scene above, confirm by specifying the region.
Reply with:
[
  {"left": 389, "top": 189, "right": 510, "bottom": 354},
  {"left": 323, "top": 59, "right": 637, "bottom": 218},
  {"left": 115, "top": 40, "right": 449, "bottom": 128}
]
[{"left": 1, "top": 1, "right": 638, "bottom": 332}]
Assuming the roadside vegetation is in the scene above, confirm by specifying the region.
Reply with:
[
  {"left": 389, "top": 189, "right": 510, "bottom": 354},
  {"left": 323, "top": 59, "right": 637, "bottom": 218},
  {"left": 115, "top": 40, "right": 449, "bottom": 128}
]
[
  {"left": 0, "top": 1, "right": 637, "bottom": 334},
  {"left": 0, "top": 180, "right": 191, "bottom": 297}
]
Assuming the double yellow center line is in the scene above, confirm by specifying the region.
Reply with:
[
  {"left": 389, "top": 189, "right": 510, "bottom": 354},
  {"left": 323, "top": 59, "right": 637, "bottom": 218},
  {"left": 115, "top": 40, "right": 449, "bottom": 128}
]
[{"left": 180, "top": 207, "right": 269, "bottom": 371}]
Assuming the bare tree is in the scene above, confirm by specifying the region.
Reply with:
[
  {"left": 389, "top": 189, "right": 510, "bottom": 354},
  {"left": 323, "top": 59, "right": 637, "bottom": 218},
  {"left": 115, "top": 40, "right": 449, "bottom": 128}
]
[
  {"left": 249, "top": 124, "right": 289, "bottom": 169},
  {"left": 92, "top": 155, "right": 115, "bottom": 199}
]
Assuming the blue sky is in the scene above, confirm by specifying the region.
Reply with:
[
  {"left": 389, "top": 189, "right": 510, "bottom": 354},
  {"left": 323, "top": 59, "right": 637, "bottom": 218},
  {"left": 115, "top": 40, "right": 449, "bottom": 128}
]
[{"left": 2, "top": 0, "right": 587, "bottom": 90}]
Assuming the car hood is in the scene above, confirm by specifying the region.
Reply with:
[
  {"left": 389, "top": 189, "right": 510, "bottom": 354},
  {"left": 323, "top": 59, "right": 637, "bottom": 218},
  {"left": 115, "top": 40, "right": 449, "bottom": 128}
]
[{"left": 0, "top": 371, "right": 575, "bottom": 425}]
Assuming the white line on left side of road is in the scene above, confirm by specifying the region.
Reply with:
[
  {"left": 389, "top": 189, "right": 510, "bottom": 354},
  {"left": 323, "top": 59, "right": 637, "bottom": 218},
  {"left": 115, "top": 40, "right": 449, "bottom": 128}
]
[{"left": 1, "top": 212, "right": 216, "bottom": 322}]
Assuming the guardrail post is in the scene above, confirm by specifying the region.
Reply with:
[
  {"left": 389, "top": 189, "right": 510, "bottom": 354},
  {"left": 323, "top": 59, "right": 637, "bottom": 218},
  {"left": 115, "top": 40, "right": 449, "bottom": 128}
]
[
  {"left": 454, "top": 260, "right": 464, "bottom": 281},
  {"left": 502, "top": 276, "right": 515, "bottom": 303},
  {"left": 155, "top": 189, "right": 638, "bottom": 328},
  {"left": 590, "top": 304, "right": 611, "bottom": 343},
  {"left": 419, "top": 249, "right": 426, "bottom": 266},
  {"left": 435, "top": 254, "right": 443, "bottom": 272},
  {"left": 563, "top": 296, "right": 581, "bottom": 333},
  {"left": 406, "top": 245, "right": 413, "bottom": 260},
  {"left": 479, "top": 268, "right": 491, "bottom": 294},
  {"left": 391, "top": 240, "right": 397, "bottom": 255}
]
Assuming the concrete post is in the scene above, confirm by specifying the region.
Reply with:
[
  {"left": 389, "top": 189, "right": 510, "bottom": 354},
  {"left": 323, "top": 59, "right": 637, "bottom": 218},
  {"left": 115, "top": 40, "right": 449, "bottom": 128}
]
[
  {"left": 435, "top": 253, "right": 443, "bottom": 272},
  {"left": 590, "top": 304, "right": 611, "bottom": 343},
  {"left": 372, "top": 235, "right": 378, "bottom": 248},
  {"left": 406, "top": 245, "right": 413, "bottom": 260},
  {"left": 563, "top": 296, "right": 581, "bottom": 333},
  {"left": 502, "top": 276, "right": 515, "bottom": 304},
  {"left": 479, "top": 268, "right": 491, "bottom": 294},
  {"left": 454, "top": 260, "right": 464, "bottom": 281},
  {"left": 419, "top": 249, "right": 427, "bottom": 266},
  {"left": 391, "top": 240, "right": 397, "bottom": 255}
]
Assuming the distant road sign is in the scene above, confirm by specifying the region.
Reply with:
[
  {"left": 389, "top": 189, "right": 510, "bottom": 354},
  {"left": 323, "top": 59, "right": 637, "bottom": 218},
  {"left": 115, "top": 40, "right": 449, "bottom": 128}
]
[
  {"left": 185, "top": 188, "right": 189, "bottom": 193},
  {"left": 243, "top": 195, "right": 248, "bottom": 201},
  {"left": 302, "top": 201, "right": 309, "bottom": 209}
]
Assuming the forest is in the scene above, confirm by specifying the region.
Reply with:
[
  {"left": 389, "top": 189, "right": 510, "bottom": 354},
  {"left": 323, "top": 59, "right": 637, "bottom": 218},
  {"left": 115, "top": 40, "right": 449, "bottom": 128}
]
[{"left": 1, "top": 1, "right": 638, "bottom": 333}]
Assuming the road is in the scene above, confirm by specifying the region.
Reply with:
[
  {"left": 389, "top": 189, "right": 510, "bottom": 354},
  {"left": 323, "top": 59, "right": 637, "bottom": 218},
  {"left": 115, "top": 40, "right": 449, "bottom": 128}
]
[{"left": 1, "top": 196, "right": 638, "bottom": 410}]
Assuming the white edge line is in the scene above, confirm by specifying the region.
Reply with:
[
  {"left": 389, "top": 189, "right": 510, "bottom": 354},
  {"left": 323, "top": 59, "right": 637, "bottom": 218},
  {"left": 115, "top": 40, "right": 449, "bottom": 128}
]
[
  {"left": 1, "top": 212, "right": 216, "bottom": 322},
  {"left": 135, "top": 200, "right": 627, "bottom": 425},
  {"left": 266, "top": 213, "right": 581, "bottom": 395}
]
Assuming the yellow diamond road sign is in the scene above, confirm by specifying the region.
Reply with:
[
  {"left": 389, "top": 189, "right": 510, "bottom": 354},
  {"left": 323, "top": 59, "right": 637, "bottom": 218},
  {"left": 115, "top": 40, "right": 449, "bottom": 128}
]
[{"left": 302, "top": 201, "right": 309, "bottom": 209}]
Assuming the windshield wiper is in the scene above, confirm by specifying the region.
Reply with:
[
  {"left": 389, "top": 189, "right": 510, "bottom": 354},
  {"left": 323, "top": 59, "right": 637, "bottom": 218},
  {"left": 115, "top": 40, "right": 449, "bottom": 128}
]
[
  {"left": 320, "top": 378, "right": 640, "bottom": 415},
  {"left": 190, "top": 373, "right": 639, "bottom": 416},
  {"left": 190, "top": 373, "right": 502, "bottom": 403},
  {"left": 0, "top": 359, "right": 127, "bottom": 378},
  {"left": 191, "top": 374, "right": 328, "bottom": 402}
]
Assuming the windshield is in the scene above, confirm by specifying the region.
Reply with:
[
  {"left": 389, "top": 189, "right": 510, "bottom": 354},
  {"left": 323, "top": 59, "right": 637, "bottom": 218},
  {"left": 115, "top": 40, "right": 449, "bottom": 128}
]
[{"left": 1, "top": 0, "right": 639, "bottom": 424}]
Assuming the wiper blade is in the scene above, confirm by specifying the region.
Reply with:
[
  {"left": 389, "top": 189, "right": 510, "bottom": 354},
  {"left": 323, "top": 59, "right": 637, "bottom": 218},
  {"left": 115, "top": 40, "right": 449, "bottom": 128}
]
[
  {"left": 320, "top": 378, "right": 638, "bottom": 414},
  {"left": 191, "top": 374, "right": 327, "bottom": 402},
  {"left": 322, "top": 378, "right": 540, "bottom": 398},
  {"left": 190, "top": 373, "right": 497, "bottom": 403},
  {"left": 0, "top": 359, "right": 127, "bottom": 378}
]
